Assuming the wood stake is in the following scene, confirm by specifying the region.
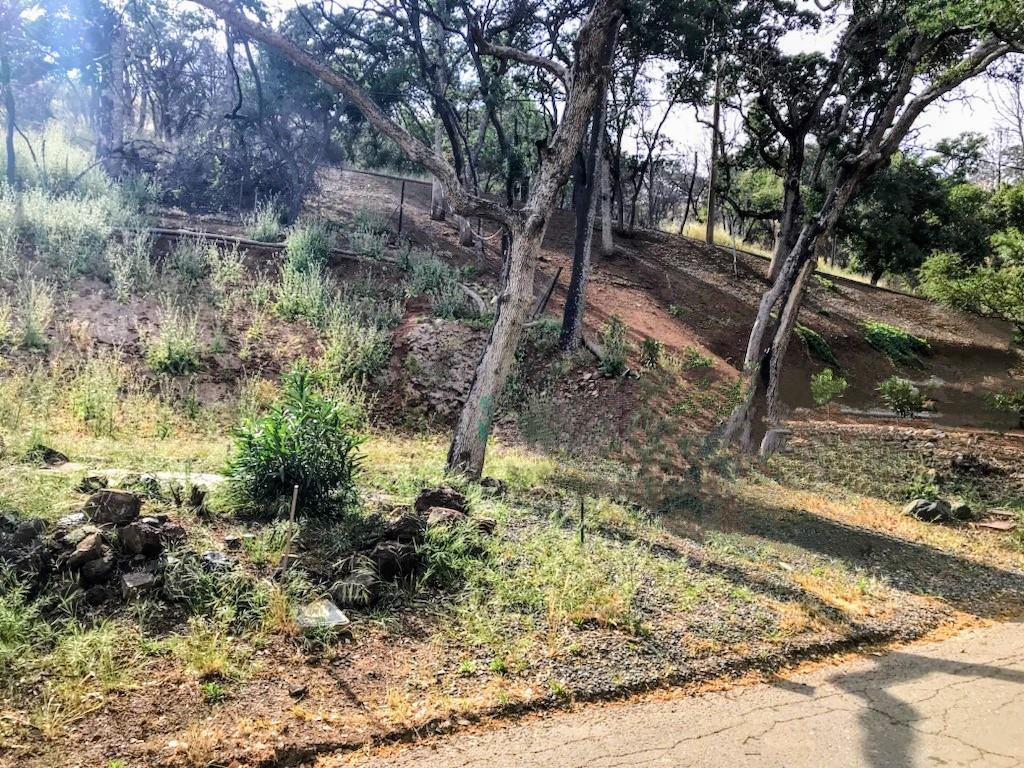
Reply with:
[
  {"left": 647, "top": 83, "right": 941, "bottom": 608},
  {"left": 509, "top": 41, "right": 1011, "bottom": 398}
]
[{"left": 280, "top": 484, "right": 299, "bottom": 573}]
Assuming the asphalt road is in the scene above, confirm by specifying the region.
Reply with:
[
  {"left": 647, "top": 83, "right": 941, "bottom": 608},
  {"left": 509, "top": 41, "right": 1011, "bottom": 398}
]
[{"left": 347, "top": 621, "right": 1024, "bottom": 768}]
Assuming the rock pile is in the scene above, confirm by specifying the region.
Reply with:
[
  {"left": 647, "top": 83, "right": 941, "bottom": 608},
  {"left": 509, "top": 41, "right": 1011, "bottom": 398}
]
[
  {"left": 902, "top": 497, "right": 974, "bottom": 524},
  {"left": 0, "top": 488, "right": 186, "bottom": 604}
]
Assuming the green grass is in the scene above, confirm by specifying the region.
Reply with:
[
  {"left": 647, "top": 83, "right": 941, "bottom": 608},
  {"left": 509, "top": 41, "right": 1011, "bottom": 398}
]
[
  {"left": 795, "top": 324, "right": 839, "bottom": 367},
  {"left": 145, "top": 304, "right": 202, "bottom": 374}
]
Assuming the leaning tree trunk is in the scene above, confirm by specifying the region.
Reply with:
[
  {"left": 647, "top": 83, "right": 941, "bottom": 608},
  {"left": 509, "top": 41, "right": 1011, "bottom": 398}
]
[
  {"left": 758, "top": 254, "right": 816, "bottom": 455},
  {"left": 704, "top": 57, "right": 722, "bottom": 245},
  {"left": 1, "top": 49, "right": 15, "bottom": 192},
  {"left": 767, "top": 149, "right": 804, "bottom": 283},
  {"left": 447, "top": 220, "right": 541, "bottom": 473}
]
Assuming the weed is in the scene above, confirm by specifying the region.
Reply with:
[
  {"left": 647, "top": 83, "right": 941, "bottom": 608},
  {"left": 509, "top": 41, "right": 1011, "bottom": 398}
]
[
  {"left": 18, "top": 278, "right": 55, "bottom": 350},
  {"left": 682, "top": 346, "right": 713, "bottom": 370},
  {"left": 226, "top": 364, "right": 364, "bottom": 518},
  {"left": 200, "top": 680, "right": 228, "bottom": 703},
  {"left": 208, "top": 244, "right": 246, "bottom": 313},
  {"left": 172, "top": 617, "right": 250, "bottom": 680},
  {"left": 69, "top": 351, "right": 125, "bottom": 436},
  {"left": 275, "top": 261, "right": 332, "bottom": 328},
  {"left": 639, "top": 337, "right": 663, "bottom": 368},
  {"left": 107, "top": 233, "right": 155, "bottom": 303},
  {"left": 240, "top": 520, "right": 295, "bottom": 567},
  {"left": 863, "top": 321, "right": 930, "bottom": 366},
  {"left": 165, "top": 238, "right": 210, "bottom": 293},
  {"left": 145, "top": 304, "right": 202, "bottom": 374},
  {"left": 320, "top": 309, "right": 392, "bottom": 385},
  {"left": 406, "top": 252, "right": 462, "bottom": 297},
  {"left": 285, "top": 219, "right": 333, "bottom": 271},
  {"left": 430, "top": 280, "right": 476, "bottom": 320},
  {"left": 599, "top": 315, "right": 628, "bottom": 377},
  {"left": 0, "top": 294, "right": 13, "bottom": 347},
  {"left": 876, "top": 376, "right": 924, "bottom": 418},
  {"left": 989, "top": 388, "right": 1024, "bottom": 427},
  {"left": 244, "top": 199, "right": 283, "bottom": 242},
  {"left": 0, "top": 224, "right": 18, "bottom": 277}
]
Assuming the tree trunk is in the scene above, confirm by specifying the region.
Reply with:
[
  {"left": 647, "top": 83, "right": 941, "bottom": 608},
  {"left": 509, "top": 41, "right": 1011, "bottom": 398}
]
[
  {"left": 431, "top": 121, "right": 446, "bottom": 220},
  {"left": 767, "top": 146, "right": 805, "bottom": 283},
  {"left": 600, "top": 149, "right": 613, "bottom": 255},
  {"left": 704, "top": 57, "right": 722, "bottom": 245},
  {"left": 447, "top": 221, "right": 540, "bottom": 474},
  {"left": 1, "top": 49, "right": 15, "bottom": 192}
]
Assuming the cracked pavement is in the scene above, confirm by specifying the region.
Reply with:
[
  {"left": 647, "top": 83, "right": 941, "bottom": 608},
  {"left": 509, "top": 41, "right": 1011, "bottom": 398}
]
[{"left": 347, "top": 621, "right": 1024, "bottom": 768}]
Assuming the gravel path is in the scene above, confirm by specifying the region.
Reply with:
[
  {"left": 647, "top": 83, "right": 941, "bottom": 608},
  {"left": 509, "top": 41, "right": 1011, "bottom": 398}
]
[{"left": 346, "top": 621, "right": 1024, "bottom": 768}]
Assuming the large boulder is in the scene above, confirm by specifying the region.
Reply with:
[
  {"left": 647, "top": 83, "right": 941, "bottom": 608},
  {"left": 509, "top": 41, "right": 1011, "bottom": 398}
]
[
  {"left": 365, "top": 540, "right": 418, "bottom": 581},
  {"left": 83, "top": 489, "right": 142, "bottom": 525},
  {"left": 426, "top": 506, "right": 467, "bottom": 528}
]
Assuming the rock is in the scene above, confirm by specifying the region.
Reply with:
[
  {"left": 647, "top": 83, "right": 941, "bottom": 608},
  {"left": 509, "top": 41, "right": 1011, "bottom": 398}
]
[
  {"left": 365, "top": 540, "right": 418, "bottom": 581},
  {"left": 119, "top": 520, "right": 164, "bottom": 557},
  {"left": 200, "top": 551, "right": 232, "bottom": 571},
  {"left": 223, "top": 534, "right": 243, "bottom": 551},
  {"left": 331, "top": 571, "right": 380, "bottom": 607},
  {"left": 120, "top": 571, "right": 156, "bottom": 600},
  {"left": 80, "top": 549, "right": 115, "bottom": 585},
  {"left": 479, "top": 477, "right": 507, "bottom": 496},
  {"left": 382, "top": 511, "right": 427, "bottom": 543},
  {"left": 55, "top": 512, "right": 87, "bottom": 532},
  {"left": 76, "top": 475, "right": 109, "bottom": 493},
  {"left": 426, "top": 506, "right": 467, "bottom": 528},
  {"left": 83, "top": 489, "right": 142, "bottom": 525},
  {"left": 288, "top": 684, "right": 308, "bottom": 700},
  {"left": 296, "top": 599, "right": 351, "bottom": 631},
  {"left": 414, "top": 486, "right": 468, "bottom": 516},
  {"left": 11, "top": 518, "right": 46, "bottom": 546},
  {"left": 474, "top": 517, "right": 497, "bottom": 535},
  {"left": 60, "top": 524, "right": 99, "bottom": 550},
  {"left": 161, "top": 522, "right": 187, "bottom": 544},
  {"left": 902, "top": 498, "right": 954, "bottom": 523},
  {"left": 2, "top": 543, "right": 52, "bottom": 583},
  {"left": 67, "top": 532, "right": 107, "bottom": 569},
  {"left": 950, "top": 453, "right": 1001, "bottom": 477}
]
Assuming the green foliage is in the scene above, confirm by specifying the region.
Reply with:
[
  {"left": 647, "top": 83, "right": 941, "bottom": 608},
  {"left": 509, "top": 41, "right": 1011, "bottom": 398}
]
[
  {"left": 244, "top": 200, "right": 284, "bottom": 242},
  {"left": 145, "top": 304, "right": 202, "bottom": 374},
  {"left": 429, "top": 281, "right": 477, "bottom": 320},
  {"left": 989, "top": 388, "right": 1024, "bottom": 425},
  {"left": 795, "top": 324, "right": 839, "bottom": 366},
  {"left": 919, "top": 249, "right": 1024, "bottom": 334},
  {"left": 681, "top": 346, "right": 713, "bottom": 369},
  {"left": 863, "top": 321, "right": 930, "bottom": 366},
  {"left": 284, "top": 220, "right": 333, "bottom": 271},
  {"left": 17, "top": 278, "right": 55, "bottom": 350},
  {"left": 599, "top": 315, "right": 629, "bottom": 377},
  {"left": 107, "top": 233, "right": 155, "bottom": 303},
  {"left": 201, "top": 680, "right": 229, "bottom": 703},
  {"left": 275, "top": 261, "right": 333, "bottom": 328},
  {"left": 320, "top": 307, "right": 392, "bottom": 385},
  {"left": 876, "top": 376, "right": 925, "bottom": 418},
  {"left": 810, "top": 368, "right": 848, "bottom": 409},
  {"left": 164, "top": 238, "right": 210, "bottom": 292},
  {"left": 226, "top": 364, "right": 364, "bottom": 518},
  {"left": 639, "top": 337, "right": 663, "bottom": 368},
  {"left": 69, "top": 351, "right": 124, "bottom": 436}
]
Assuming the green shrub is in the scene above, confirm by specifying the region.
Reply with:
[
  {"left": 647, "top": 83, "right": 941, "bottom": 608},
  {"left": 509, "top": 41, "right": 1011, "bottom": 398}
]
[
  {"left": 275, "top": 261, "right": 332, "bottom": 328},
  {"left": 320, "top": 308, "right": 392, "bottom": 385},
  {"left": 863, "top": 321, "right": 930, "bottom": 366},
  {"left": 225, "top": 364, "right": 364, "bottom": 518},
  {"left": 639, "top": 337, "right": 663, "bottom": 368},
  {"left": 107, "top": 233, "right": 155, "bottom": 303},
  {"left": 430, "top": 281, "right": 477, "bottom": 320},
  {"left": 145, "top": 304, "right": 202, "bottom": 374},
  {"left": 877, "top": 376, "right": 924, "bottom": 418},
  {"left": 70, "top": 352, "right": 124, "bottom": 436},
  {"left": 795, "top": 324, "right": 839, "bottom": 366},
  {"left": 244, "top": 199, "right": 283, "bottom": 242},
  {"left": 406, "top": 252, "right": 461, "bottom": 296},
  {"left": 810, "top": 368, "right": 848, "bottom": 417},
  {"left": 682, "top": 346, "right": 713, "bottom": 369},
  {"left": 599, "top": 315, "right": 629, "bottom": 377},
  {"left": 989, "top": 388, "right": 1024, "bottom": 427},
  {"left": 164, "top": 238, "right": 210, "bottom": 292},
  {"left": 17, "top": 278, "right": 55, "bottom": 350},
  {"left": 284, "top": 220, "right": 333, "bottom": 271}
]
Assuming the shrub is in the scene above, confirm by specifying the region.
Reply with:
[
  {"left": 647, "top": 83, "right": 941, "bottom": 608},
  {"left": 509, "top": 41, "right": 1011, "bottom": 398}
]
[
  {"left": 275, "top": 261, "right": 332, "bottom": 328},
  {"left": 795, "top": 324, "right": 839, "bottom": 367},
  {"left": 225, "top": 364, "right": 364, "bottom": 518},
  {"left": 17, "top": 278, "right": 55, "bottom": 350},
  {"left": 207, "top": 244, "right": 246, "bottom": 312},
  {"left": 145, "top": 304, "right": 202, "bottom": 374},
  {"left": 989, "top": 388, "right": 1024, "bottom": 428},
  {"left": 430, "top": 281, "right": 477, "bottom": 320},
  {"left": 682, "top": 346, "right": 713, "bottom": 369},
  {"left": 599, "top": 315, "right": 629, "bottom": 377},
  {"left": 810, "top": 368, "right": 848, "bottom": 418},
  {"left": 70, "top": 352, "right": 124, "bottom": 436},
  {"left": 863, "top": 321, "right": 930, "bottom": 366},
  {"left": 0, "top": 295, "right": 13, "bottom": 347},
  {"left": 244, "top": 199, "right": 283, "bottom": 242},
  {"left": 639, "top": 337, "right": 663, "bottom": 368},
  {"left": 320, "top": 308, "right": 391, "bottom": 385},
  {"left": 284, "top": 219, "right": 333, "bottom": 271},
  {"left": 164, "top": 238, "right": 210, "bottom": 292},
  {"left": 877, "top": 376, "right": 924, "bottom": 418},
  {"left": 406, "top": 252, "right": 461, "bottom": 296},
  {"left": 107, "top": 233, "right": 155, "bottom": 303}
]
